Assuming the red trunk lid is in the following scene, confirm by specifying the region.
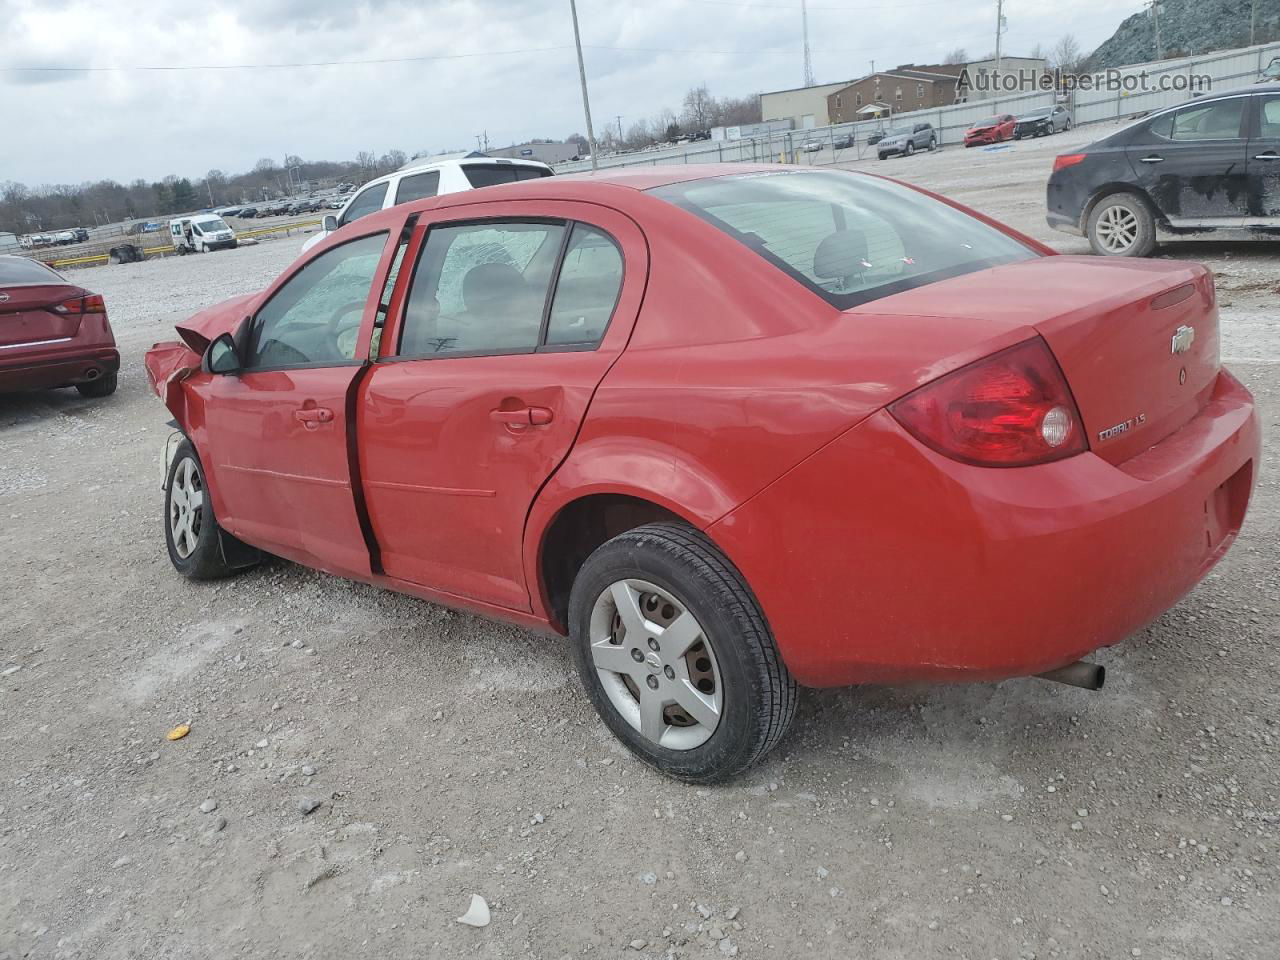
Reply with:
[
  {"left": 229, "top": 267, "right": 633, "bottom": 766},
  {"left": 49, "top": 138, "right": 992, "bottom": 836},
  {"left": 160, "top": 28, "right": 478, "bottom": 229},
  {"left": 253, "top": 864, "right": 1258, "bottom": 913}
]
[
  {"left": 859, "top": 256, "right": 1221, "bottom": 465},
  {"left": 0, "top": 283, "right": 86, "bottom": 348}
]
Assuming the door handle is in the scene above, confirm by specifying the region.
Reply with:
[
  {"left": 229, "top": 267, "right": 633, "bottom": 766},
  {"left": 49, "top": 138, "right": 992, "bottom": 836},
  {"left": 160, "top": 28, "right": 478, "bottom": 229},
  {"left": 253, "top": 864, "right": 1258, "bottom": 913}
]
[
  {"left": 294, "top": 407, "right": 334, "bottom": 428},
  {"left": 1139, "top": 155, "right": 1165, "bottom": 163},
  {"left": 491, "top": 405, "right": 554, "bottom": 427},
  {"left": 1254, "top": 153, "right": 1280, "bottom": 161}
]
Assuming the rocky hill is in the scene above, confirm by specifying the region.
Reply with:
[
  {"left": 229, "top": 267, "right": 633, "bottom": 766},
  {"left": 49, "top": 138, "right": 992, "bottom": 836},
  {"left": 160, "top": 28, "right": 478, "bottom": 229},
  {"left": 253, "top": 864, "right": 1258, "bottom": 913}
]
[{"left": 1085, "top": 0, "right": 1279, "bottom": 69}]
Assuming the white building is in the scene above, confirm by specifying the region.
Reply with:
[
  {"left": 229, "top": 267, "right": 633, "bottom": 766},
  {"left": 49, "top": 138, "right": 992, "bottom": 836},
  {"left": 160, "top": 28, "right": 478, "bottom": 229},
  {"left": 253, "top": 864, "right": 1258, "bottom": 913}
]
[{"left": 759, "top": 79, "right": 854, "bottom": 130}]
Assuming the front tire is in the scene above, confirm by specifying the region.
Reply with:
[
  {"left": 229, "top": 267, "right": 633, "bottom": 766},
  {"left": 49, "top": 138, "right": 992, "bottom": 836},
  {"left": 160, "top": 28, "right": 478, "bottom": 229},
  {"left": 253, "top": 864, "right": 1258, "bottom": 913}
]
[
  {"left": 569, "top": 522, "right": 797, "bottom": 783},
  {"left": 905, "top": 141, "right": 914, "bottom": 156},
  {"left": 1087, "top": 193, "right": 1157, "bottom": 258},
  {"left": 164, "top": 440, "right": 239, "bottom": 579},
  {"left": 927, "top": 138, "right": 937, "bottom": 151}
]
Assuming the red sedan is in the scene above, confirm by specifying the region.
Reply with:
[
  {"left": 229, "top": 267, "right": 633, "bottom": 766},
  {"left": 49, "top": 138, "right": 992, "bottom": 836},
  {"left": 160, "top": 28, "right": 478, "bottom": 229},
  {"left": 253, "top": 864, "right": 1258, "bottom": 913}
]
[
  {"left": 144, "top": 166, "right": 1258, "bottom": 782},
  {"left": 0, "top": 255, "right": 119, "bottom": 397},
  {"left": 964, "top": 113, "right": 1017, "bottom": 147}
]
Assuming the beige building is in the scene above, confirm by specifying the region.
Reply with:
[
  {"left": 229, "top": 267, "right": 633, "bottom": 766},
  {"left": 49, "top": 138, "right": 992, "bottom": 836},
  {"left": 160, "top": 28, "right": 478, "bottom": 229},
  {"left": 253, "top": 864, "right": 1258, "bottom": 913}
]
[
  {"left": 759, "top": 79, "right": 854, "bottom": 130},
  {"left": 956, "top": 56, "right": 1049, "bottom": 101}
]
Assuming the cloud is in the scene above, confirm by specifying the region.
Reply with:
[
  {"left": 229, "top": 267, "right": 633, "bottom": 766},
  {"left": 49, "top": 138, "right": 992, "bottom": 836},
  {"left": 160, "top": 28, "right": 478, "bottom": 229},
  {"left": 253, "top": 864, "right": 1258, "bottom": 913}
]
[{"left": 0, "top": 0, "right": 1139, "bottom": 186}]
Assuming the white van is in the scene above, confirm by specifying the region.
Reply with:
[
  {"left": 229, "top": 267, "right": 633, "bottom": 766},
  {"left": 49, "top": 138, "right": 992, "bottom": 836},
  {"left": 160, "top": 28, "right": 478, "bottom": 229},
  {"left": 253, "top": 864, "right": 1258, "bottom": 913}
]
[
  {"left": 301, "top": 155, "right": 554, "bottom": 253},
  {"left": 169, "top": 214, "right": 238, "bottom": 254}
]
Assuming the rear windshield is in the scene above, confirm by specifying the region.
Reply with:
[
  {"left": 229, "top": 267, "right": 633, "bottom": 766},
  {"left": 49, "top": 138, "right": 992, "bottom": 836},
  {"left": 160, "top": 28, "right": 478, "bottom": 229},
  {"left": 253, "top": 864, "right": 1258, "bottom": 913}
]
[
  {"left": 649, "top": 171, "right": 1038, "bottom": 309},
  {"left": 462, "top": 164, "right": 553, "bottom": 188},
  {"left": 0, "top": 257, "right": 59, "bottom": 285}
]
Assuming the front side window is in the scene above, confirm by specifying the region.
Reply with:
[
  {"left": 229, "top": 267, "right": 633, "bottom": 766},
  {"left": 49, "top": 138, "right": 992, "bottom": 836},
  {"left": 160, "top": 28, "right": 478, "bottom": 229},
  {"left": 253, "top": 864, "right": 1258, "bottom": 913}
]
[
  {"left": 1155, "top": 99, "right": 1245, "bottom": 141},
  {"left": 244, "top": 232, "right": 388, "bottom": 369},
  {"left": 340, "top": 182, "right": 389, "bottom": 226},
  {"left": 398, "top": 221, "right": 566, "bottom": 357},
  {"left": 650, "top": 171, "right": 1037, "bottom": 309},
  {"left": 396, "top": 171, "right": 441, "bottom": 204}
]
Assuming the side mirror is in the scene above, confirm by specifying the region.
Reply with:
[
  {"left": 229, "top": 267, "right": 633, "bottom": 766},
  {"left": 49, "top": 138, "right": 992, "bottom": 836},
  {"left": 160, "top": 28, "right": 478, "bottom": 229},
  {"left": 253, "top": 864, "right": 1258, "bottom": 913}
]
[
  {"left": 322, "top": 214, "right": 338, "bottom": 232},
  {"left": 203, "top": 331, "right": 242, "bottom": 375}
]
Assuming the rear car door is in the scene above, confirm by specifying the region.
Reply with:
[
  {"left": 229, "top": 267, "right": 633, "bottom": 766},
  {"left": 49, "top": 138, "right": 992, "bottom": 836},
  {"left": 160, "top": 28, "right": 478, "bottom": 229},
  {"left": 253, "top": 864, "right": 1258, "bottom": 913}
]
[
  {"left": 359, "top": 201, "right": 646, "bottom": 611},
  {"left": 200, "top": 230, "right": 398, "bottom": 575},
  {"left": 1127, "top": 95, "right": 1250, "bottom": 227},
  {"left": 1246, "top": 93, "right": 1280, "bottom": 224}
]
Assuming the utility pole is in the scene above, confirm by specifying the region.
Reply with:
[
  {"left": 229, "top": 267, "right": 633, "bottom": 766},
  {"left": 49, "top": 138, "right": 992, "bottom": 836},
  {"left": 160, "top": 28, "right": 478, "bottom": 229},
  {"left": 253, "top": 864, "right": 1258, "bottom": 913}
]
[
  {"left": 801, "top": 0, "right": 815, "bottom": 86},
  {"left": 1148, "top": 0, "right": 1163, "bottom": 60},
  {"left": 207, "top": 179, "right": 214, "bottom": 207},
  {"left": 994, "top": 0, "right": 1004, "bottom": 79},
  {"left": 569, "top": 0, "right": 599, "bottom": 171}
]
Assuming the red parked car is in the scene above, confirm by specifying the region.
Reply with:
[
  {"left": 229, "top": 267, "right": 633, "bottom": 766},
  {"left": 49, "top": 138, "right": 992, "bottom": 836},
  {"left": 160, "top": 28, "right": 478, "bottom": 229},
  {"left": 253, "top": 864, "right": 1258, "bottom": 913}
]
[
  {"left": 144, "top": 166, "right": 1259, "bottom": 782},
  {"left": 964, "top": 113, "right": 1017, "bottom": 147},
  {"left": 0, "top": 255, "right": 119, "bottom": 397}
]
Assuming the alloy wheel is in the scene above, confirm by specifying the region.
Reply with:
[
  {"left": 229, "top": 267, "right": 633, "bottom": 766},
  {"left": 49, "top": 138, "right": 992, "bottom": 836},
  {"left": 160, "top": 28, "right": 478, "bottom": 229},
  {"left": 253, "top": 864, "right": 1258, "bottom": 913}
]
[
  {"left": 588, "top": 578, "right": 723, "bottom": 750},
  {"left": 1096, "top": 204, "right": 1139, "bottom": 253},
  {"left": 169, "top": 457, "right": 204, "bottom": 559}
]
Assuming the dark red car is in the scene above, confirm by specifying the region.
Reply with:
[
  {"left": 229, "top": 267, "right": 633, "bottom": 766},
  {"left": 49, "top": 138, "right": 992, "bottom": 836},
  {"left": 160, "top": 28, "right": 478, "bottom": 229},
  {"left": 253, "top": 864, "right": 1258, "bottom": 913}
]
[
  {"left": 144, "top": 166, "right": 1259, "bottom": 782},
  {"left": 964, "top": 113, "right": 1017, "bottom": 147},
  {"left": 0, "top": 255, "right": 119, "bottom": 397}
]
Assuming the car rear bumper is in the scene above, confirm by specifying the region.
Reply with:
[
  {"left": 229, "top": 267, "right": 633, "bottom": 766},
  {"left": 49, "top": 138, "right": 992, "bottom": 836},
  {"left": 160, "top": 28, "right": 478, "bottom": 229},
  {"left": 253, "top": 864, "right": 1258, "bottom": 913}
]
[
  {"left": 0, "top": 347, "right": 120, "bottom": 392},
  {"left": 1047, "top": 210, "right": 1084, "bottom": 236},
  {"left": 709, "top": 369, "right": 1260, "bottom": 687}
]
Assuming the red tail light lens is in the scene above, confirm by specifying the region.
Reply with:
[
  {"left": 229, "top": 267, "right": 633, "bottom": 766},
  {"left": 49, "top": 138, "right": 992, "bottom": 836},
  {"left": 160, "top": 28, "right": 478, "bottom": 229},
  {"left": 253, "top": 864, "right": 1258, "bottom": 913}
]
[
  {"left": 888, "top": 337, "right": 1088, "bottom": 467},
  {"left": 52, "top": 294, "right": 106, "bottom": 315},
  {"left": 1053, "top": 153, "right": 1087, "bottom": 172}
]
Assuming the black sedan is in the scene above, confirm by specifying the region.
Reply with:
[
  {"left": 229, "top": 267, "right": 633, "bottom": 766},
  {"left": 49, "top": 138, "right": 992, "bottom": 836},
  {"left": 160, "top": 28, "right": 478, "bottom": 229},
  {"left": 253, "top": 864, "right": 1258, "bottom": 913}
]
[
  {"left": 1046, "top": 83, "right": 1280, "bottom": 257},
  {"left": 1015, "top": 105, "right": 1072, "bottom": 139}
]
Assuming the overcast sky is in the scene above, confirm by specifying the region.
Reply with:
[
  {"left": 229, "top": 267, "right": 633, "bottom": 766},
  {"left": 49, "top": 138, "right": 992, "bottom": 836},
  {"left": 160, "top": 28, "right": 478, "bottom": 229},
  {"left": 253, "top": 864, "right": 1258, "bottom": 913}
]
[{"left": 1, "top": 0, "right": 1144, "bottom": 186}]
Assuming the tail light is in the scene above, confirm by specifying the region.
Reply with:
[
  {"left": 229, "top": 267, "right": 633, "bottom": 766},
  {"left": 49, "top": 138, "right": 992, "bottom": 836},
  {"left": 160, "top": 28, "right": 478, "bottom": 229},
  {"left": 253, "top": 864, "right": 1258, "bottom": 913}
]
[
  {"left": 1053, "top": 153, "right": 1087, "bottom": 172},
  {"left": 888, "top": 337, "right": 1088, "bottom": 467},
  {"left": 52, "top": 294, "right": 106, "bottom": 315}
]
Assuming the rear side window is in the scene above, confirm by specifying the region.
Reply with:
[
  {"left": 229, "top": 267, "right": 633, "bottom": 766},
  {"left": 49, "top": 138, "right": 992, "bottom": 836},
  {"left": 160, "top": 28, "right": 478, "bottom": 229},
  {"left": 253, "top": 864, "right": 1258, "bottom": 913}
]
[
  {"left": 340, "top": 182, "right": 389, "bottom": 226},
  {"left": 461, "top": 164, "right": 552, "bottom": 188},
  {"left": 1157, "top": 99, "right": 1245, "bottom": 141},
  {"left": 396, "top": 171, "right": 440, "bottom": 204},
  {"left": 1260, "top": 96, "right": 1280, "bottom": 138},
  {"left": 398, "top": 221, "right": 566, "bottom": 357},
  {"left": 0, "top": 257, "right": 60, "bottom": 285},
  {"left": 546, "top": 224, "right": 623, "bottom": 347},
  {"left": 650, "top": 171, "right": 1037, "bottom": 309}
]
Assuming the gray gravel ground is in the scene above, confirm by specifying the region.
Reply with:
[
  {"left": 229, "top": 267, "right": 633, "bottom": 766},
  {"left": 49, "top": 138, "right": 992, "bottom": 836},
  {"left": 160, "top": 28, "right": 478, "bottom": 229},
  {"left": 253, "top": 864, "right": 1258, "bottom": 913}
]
[{"left": 1, "top": 136, "right": 1278, "bottom": 960}]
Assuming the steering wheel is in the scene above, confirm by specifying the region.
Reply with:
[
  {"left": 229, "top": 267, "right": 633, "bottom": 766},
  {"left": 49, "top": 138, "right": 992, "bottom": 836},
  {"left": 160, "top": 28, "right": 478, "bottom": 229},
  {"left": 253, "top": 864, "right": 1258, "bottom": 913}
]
[{"left": 326, "top": 300, "right": 366, "bottom": 359}]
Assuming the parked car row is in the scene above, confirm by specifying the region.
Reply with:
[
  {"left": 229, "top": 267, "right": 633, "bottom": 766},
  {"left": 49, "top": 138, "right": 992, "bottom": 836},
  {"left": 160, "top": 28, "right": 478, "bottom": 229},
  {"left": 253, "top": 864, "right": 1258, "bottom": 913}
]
[{"left": 18, "top": 228, "right": 89, "bottom": 249}]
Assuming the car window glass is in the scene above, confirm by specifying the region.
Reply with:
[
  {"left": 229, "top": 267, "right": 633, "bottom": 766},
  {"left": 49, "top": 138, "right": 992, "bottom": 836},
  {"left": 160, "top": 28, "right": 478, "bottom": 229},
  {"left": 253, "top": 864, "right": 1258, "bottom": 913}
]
[
  {"left": 398, "top": 221, "right": 566, "bottom": 358},
  {"left": 651, "top": 170, "right": 1035, "bottom": 309},
  {"left": 396, "top": 171, "right": 440, "bottom": 204},
  {"left": 1260, "top": 97, "right": 1280, "bottom": 138},
  {"left": 244, "top": 232, "right": 388, "bottom": 369},
  {"left": 0, "top": 257, "right": 60, "bottom": 284},
  {"left": 340, "top": 182, "right": 389, "bottom": 225},
  {"left": 546, "top": 224, "right": 623, "bottom": 347},
  {"left": 1166, "top": 99, "right": 1244, "bottom": 141}
]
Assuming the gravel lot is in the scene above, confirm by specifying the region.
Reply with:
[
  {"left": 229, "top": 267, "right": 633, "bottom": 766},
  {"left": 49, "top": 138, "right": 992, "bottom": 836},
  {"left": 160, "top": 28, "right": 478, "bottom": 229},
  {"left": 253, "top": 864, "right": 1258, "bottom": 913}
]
[{"left": 2, "top": 132, "right": 1278, "bottom": 960}]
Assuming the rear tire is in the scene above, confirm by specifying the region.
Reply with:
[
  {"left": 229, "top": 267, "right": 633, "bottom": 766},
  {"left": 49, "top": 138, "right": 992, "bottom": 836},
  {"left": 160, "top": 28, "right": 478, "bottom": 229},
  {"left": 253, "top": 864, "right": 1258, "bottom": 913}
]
[
  {"left": 569, "top": 522, "right": 797, "bottom": 783},
  {"left": 164, "top": 439, "right": 240, "bottom": 580},
  {"left": 905, "top": 141, "right": 914, "bottom": 156},
  {"left": 1087, "top": 193, "right": 1157, "bottom": 258},
  {"left": 75, "top": 371, "right": 116, "bottom": 398}
]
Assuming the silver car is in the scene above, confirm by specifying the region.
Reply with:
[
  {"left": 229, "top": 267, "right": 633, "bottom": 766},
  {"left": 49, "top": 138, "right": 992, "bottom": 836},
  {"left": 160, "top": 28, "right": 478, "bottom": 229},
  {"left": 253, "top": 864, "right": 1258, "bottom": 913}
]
[{"left": 876, "top": 123, "right": 937, "bottom": 160}]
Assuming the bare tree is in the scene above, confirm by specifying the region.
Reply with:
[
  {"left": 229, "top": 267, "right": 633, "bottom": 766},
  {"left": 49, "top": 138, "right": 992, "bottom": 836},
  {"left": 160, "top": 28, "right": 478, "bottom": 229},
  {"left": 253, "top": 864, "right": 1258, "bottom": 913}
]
[
  {"left": 254, "top": 158, "right": 278, "bottom": 173},
  {"left": 943, "top": 47, "right": 969, "bottom": 65},
  {"left": 1028, "top": 43, "right": 1046, "bottom": 61},
  {"left": 681, "top": 83, "right": 714, "bottom": 131},
  {"left": 1051, "top": 34, "right": 1084, "bottom": 73}
]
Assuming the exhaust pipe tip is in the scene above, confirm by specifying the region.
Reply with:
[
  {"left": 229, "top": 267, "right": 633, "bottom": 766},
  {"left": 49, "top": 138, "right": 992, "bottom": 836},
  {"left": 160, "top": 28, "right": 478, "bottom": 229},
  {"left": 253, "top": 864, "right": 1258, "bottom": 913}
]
[
  {"left": 1035, "top": 660, "right": 1105, "bottom": 691},
  {"left": 83, "top": 367, "right": 100, "bottom": 380}
]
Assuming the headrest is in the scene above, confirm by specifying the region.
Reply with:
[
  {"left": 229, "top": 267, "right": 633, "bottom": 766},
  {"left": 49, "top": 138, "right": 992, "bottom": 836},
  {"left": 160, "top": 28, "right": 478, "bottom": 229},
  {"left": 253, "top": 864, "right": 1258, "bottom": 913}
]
[{"left": 813, "top": 230, "right": 869, "bottom": 280}]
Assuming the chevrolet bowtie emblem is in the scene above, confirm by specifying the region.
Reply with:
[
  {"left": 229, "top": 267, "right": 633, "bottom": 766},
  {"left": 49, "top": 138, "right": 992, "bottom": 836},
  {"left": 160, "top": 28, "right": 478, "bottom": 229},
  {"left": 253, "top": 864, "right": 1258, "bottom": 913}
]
[{"left": 1171, "top": 325, "right": 1195, "bottom": 355}]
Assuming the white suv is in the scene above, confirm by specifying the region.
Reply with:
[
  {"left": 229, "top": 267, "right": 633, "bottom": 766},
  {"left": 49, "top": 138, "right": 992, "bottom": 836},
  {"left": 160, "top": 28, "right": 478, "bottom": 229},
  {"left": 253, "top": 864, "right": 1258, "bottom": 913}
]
[{"left": 302, "top": 156, "right": 554, "bottom": 252}]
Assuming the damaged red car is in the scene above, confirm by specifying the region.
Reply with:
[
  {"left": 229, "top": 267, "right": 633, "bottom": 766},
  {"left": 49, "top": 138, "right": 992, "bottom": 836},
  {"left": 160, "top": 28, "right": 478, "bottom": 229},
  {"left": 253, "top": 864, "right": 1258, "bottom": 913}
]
[
  {"left": 145, "top": 166, "right": 1259, "bottom": 782},
  {"left": 1, "top": 255, "right": 119, "bottom": 397},
  {"left": 964, "top": 113, "right": 1017, "bottom": 147}
]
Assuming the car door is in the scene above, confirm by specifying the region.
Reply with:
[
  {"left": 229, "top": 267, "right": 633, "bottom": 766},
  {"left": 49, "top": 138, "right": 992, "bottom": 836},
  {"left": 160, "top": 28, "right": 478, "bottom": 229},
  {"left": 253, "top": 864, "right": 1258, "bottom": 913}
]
[
  {"left": 1126, "top": 95, "right": 1250, "bottom": 227},
  {"left": 1246, "top": 93, "right": 1280, "bottom": 223},
  {"left": 199, "top": 229, "right": 399, "bottom": 576},
  {"left": 358, "top": 200, "right": 647, "bottom": 611}
]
